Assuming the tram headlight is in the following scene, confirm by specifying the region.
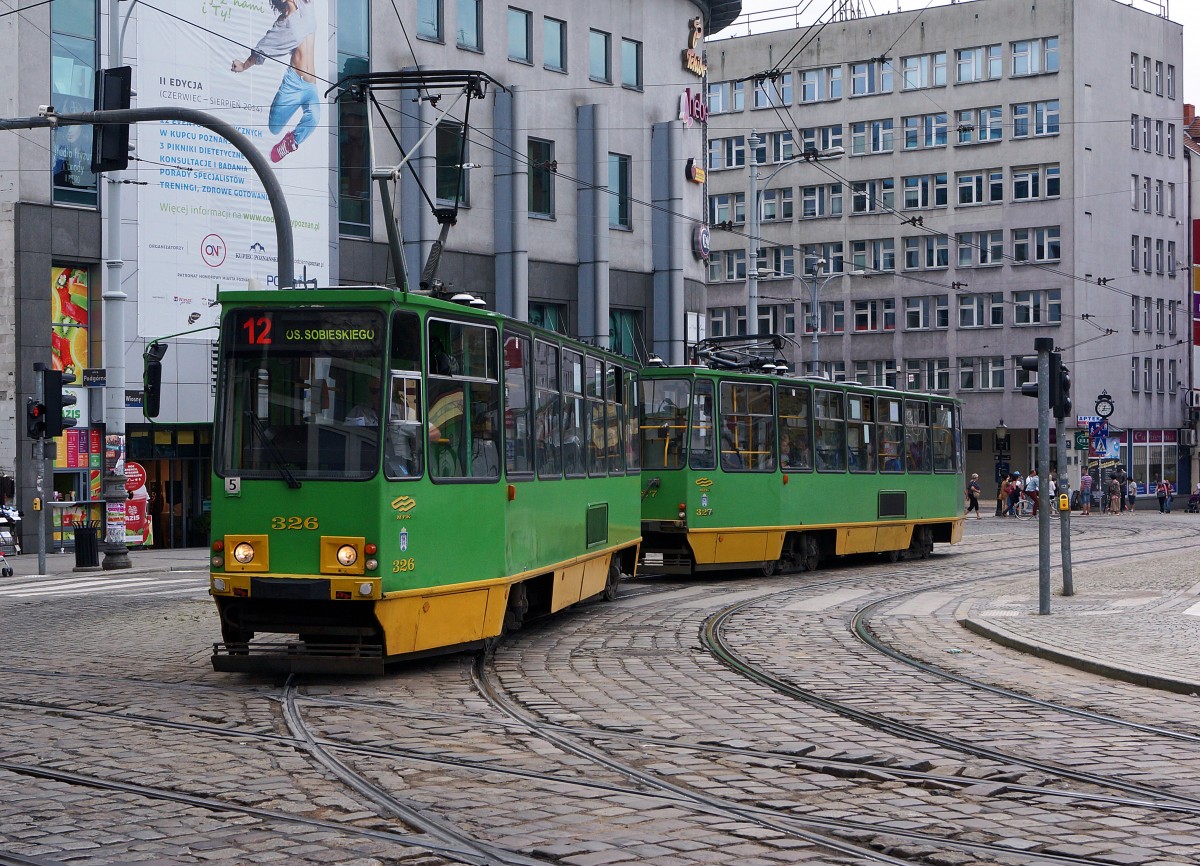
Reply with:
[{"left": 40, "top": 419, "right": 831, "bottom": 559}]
[
  {"left": 336, "top": 544, "right": 358, "bottom": 566},
  {"left": 232, "top": 542, "right": 256, "bottom": 564}
]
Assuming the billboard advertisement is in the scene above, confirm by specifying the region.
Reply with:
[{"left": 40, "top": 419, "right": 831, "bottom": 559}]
[{"left": 136, "top": 0, "right": 331, "bottom": 339}]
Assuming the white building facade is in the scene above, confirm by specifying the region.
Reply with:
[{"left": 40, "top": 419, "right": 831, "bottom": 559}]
[{"left": 704, "top": 0, "right": 1189, "bottom": 493}]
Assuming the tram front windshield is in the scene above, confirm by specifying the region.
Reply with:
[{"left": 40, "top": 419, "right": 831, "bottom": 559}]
[{"left": 215, "top": 308, "right": 387, "bottom": 481}]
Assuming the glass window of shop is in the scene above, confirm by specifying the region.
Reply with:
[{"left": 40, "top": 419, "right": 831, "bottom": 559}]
[
  {"left": 1129, "top": 432, "right": 1177, "bottom": 494},
  {"left": 51, "top": 0, "right": 98, "bottom": 206}
]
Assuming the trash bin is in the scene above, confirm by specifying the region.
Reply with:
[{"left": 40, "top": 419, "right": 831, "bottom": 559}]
[{"left": 74, "top": 522, "right": 100, "bottom": 569}]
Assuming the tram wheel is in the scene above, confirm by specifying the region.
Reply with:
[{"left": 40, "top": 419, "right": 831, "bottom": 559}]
[
  {"left": 886, "top": 548, "right": 902, "bottom": 563},
  {"left": 759, "top": 560, "right": 778, "bottom": 577},
  {"left": 909, "top": 527, "right": 933, "bottom": 560},
  {"left": 799, "top": 535, "right": 820, "bottom": 572},
  {"left": 504, "top": 582, "right": 529, "bottom": 633},
  {"left": 603, "top": 562, "right": 621, "bottom": 602}
]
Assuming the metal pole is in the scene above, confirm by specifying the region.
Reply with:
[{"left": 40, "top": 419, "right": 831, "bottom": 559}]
[
  {"left": 1056, "top": 414, "right": 1074, "bottom": 595},
  {"left": 809, "top": 272, "right": 820, "bottom": 373},
  {"left": 1035, "top": 336, "right": 1053, "bottom": 614},
  {"left": 34, "top": 363, "right": 46, "bottom": 576},
  {"left": 101, "top": 0, "right": 129, "bottom": 569},
  {"left": 747, "top": 130, "right": 759, "bottom": 336}
]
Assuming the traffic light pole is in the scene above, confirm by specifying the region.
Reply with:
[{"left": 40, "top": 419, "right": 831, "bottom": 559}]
[
  {"left": 1033, "top": 338, "right": 1052, "bottom": 615},
  {"left": 34, "top": 363, "right": 46, "bottom": 576}
]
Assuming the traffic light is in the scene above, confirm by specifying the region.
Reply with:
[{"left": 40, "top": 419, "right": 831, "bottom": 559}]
[
  {"left": 1055, "top": 363, "right": 1072, "bottom": 419},
  {"left": 1019, "top": 354, "right": 1040, "bottom": 400},
  {"left": 143, "top": 342, "right": 168, "bottom": 418},
  {"left": 26, "top": 398, "right": 46, "bottom": 439},
  {"left": 90, "top": 66, "right": 132, "bottom": 173},
  {"left": 43, "top": 368, "right": 78, "bottom": 437}
]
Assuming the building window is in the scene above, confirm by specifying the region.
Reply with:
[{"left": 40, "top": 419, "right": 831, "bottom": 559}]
[
  {"left": 457, "top": 0, "right": 481, "bottom": 50},
  {"left": 905, "top": 295, "right": 949, "bottom": 330},
  {"left": 901, "top": 51, "right": 946, "bottom": 89},
  {"left": 982, "top": 356, "right": 1005, "bottom": 390},
  {"left": 957, "top": 170, "right": 1003, "bottom": 206},
  {"left": 528, "top": 137, "right": 555, "bottom": 217},
  {"left": 902, "top": 174, "right": 948, "bottom": 209},
  {"left": 957, "top": 44, "right": 1001, "bottom": 83},
  {"left": 1143, "top": 56, "right": 1152, "bottom": 91},
  {"left": 1168, "top": 241, "right": 1177, "bottom": 276},
  {"left": 850, "top": 119, "right": 894, "bottom": 155},
  {"left": 851, "top": 238, "right": 896, "bottom": 272},
  {"left": 853, "top": 299, "right": 896, "bottom": 333},
  {"left": 507, "top": 7, "right": 532, "bottom": 62},
  {"left": 1155, "top": 60, "right": 1164, "bottom": 96},
  {"left": 1011, "top": 36, "right": 1058, "bottom": 76},
  {"left": 435, "top": 122, "right": 469, "bottom": 205},
  {"left": 51, "top": 0, "right": 98, "bottom": 206},
  {"left": 1130, "top": 53, "right": 1138, "bottom": 89},
  {"left": 707, "top": 136, "right": 746, "bottom": 171},
  {"left": 799, "top": 125, "right": 842, "bottom": 155},
  {"left": 707, "top": 80, "right": 744, "bottom": 114},
  {"left": 589, "top": 29, "right": 611, "bottom": 82},
  {"left": 338, "top": 0, "right": 371, "bottom": 236},
  {"left": 1131, "top": 357, "right": 1140, "bottom": 392},
  {"left": 956, "top": 230, "right": 1003, "bottom": 267},
  {"left": 800, "top": 184, "right": 843, "bottom": 218},
  {"left": 1012, "top": 100, "right": 1059, "bottom": 137},
  {"left": 850, "top": 59, "right": 893, "bottom": 95},
  {"left": 544, "top": 17, "right": 566, "bottom": 71},
  {"left": 1144, "top": 357, "right": 1153, "bottom": 392},
  {"left": 761, "top": 188, "right": 793, "bottom": 221},
  {"left": 959, "top": 358, "right": 976, "bottom": 390},
  {"left": 1013, "top": 289, "right": 1062, "bottom": 325},
  {"left": 529, "top": 302, "right": 568, "bottom": 333},
  {"left": 608, "top": 152, "right": 630, "bottom": 228},
  {"left": 956, "top": 106, "right": 1002, "bottom": 145},
  {"left": 753, "top": 72, "right": 793, "bottom": 108},
  {"left": 417, "top": 0, "right": 442, "bottom": 40},
  {"left": 1013, "top": 226, "right": 1060, "bottom": 263},
  {"left": 1131, "top": 114, "right": 1139, "bottom": 149},
  {"left": 850, "top": 178, "right": 894, "bottom": 214},
  {"left": 1167, "top": 64, "right": 1176, "bottom": 99},
  {"left": 708, "top": 192, "right": 745, "bottom": 226},
  {"left": 903, "top": 235, "right": 949, "bottom": 270},
  {"left": 621, "top": 38, "right": 642, "bottom": 90},
  {"left": 1167, "top": 123, "right": 1176, "bottom": 158},
  {"left": 959, "top": 293, "right": 1004, "bottom": 328},
  {"left": 903, "top": 113, "right": 948, "bottom": 149}
]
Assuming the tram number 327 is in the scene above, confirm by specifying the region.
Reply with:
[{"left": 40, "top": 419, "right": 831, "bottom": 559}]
[{"left": 270, "top": 516, "right": 319, "bottom": 530}]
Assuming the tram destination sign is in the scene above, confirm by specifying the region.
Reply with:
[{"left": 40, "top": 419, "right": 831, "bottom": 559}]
[{"left": 228, "top": 309, "right": 384, "bottom": 353}]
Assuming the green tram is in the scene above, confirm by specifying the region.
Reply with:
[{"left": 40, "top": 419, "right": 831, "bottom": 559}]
[
  {"left": 637, "top": 344, "right": 965, "bottom": 575},
  {"left": 204, "top": 287, "right": 642, "bottom": 674}
]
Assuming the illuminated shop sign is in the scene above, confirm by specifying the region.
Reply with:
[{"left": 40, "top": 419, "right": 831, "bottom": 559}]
[{"left": 682, "top": 16, "right": 707, "bottom": 78}]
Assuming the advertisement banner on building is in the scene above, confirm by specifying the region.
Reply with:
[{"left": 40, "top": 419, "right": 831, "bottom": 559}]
[
  {"left": 136, "top": 0, "right": 331, "bottom": 338},
  {"left": 51, "top": 266, "right": 89, "bottom": 376}
]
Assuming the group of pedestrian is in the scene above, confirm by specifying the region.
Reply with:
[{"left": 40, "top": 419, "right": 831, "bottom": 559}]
[{"left": 971, "top": 468, "right": 1188, "bottom": 520}]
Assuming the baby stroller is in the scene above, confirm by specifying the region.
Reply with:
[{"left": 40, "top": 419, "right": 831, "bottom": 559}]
[
  {"left": 0, "top": 506, "right": 19, "bottom": 576},
  {"left": 1187, "top": 491, "right": 1200, "bottom": 514}
]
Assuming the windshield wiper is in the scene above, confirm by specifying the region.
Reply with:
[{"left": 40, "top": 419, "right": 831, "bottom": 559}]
[{"left": 245, "top": 411, "right": 302, "bottom": 489}]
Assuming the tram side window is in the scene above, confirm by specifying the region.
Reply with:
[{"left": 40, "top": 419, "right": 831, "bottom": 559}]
[
  {"left": 904, "top": 399, "right": 932, "bottom": 473},
  {"left": 847, "top": 394, "right": 876, "bottom": 473},
  {"left": 623, "top": 369, "right": 642, "bottom": 471},
  {"left": 878, "top": 397, "right": 904, "bottom": 473},
  {"left": 503, "top": 332, "right": 534, "bottom": 476},
  {"left": 384, "top": 374, "right": 426, "bottom": 479},
  {"left": 689, "top": 380, "right": 716, "bottom": 470},
  {"left": 391, "top": 310, "right": 421, "bottom": 370},
  {"left": 604, "top": 363, "right": 625, "bottom": 474},
  {"left": 720, "top": 380, "right": 774, "bottom": 472},
  {"left": 534, "top": 340, "right": 562, "bottom": 478},
  {"left": 931, "top": 402, "right": 957, "bottom": 472},
  {"left": 427, "top": 319, "right": 501, "bottom": 480},
  {"left": 778, "top": 385, "right": 812, "bottom": 471},
  {"left": 585, "top": 356, "right": 606, "bottom": 476},
  {"left": 814, "top": 390, "right": 846, "bottom": 472},
  {"left": 640, "top": 378, "right": 690, "bottom": 469},
  {"left": 563, "top": 350, "right": 587, "bottom": 477}
]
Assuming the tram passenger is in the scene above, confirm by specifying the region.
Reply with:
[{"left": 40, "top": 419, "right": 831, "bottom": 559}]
[
  {"left": 720, "top": 428, "right": 743, "bottom": 470},
  {"left": 347, "top": 378, "right": 381, "bottom": 425},
  {"left": 780, "top": 431, "right": 800, "bottom": 468}
]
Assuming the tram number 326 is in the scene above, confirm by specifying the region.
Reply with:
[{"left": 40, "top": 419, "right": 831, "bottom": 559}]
[
  {"left": 392, "top": 558, "right": 416, "bottom": 573},
  {"left": 270, "top": 516, "right": 319, "bottom": 530}
]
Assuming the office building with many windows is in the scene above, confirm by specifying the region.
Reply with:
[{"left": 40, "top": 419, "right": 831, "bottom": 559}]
[{"left": 703, "top": 0, "right": 1188, "bottom": 490}]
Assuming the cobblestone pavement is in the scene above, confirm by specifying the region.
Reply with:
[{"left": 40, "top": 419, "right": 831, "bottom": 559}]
[{"left": 2, "top": 515, "right": 1200, "bottom": 865}]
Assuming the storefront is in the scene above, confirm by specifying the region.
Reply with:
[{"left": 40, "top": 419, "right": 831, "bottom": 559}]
[{"left": 126, "top": 424, "right": 212, "bottom": 548}]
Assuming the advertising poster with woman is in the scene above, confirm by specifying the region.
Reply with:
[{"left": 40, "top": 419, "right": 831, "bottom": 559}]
[
  {"left": 136, "top": 0, "right": 331, "bottom": 339},
  {"left": 50, "top": 266, "right": 89, "bottom": 377}
]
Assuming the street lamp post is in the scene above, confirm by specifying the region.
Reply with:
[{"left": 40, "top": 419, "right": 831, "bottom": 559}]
[
  {"left": 744, "top": 136, "right": 844, "bottom": 338},
  {"left": 801, "top": 256, "right": 863, "bottom": 376}
]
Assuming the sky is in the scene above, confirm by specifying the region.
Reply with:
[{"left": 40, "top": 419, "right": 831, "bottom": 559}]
[{"left": 727, "top": 0, "right": 1199, "bottom": 103}]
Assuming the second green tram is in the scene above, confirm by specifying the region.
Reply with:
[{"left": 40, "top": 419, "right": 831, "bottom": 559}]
[{"left": 638, "top": 362, "right": 965, "bottom": 575}]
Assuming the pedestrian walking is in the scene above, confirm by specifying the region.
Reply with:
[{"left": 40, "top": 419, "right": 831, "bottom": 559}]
[
  {"left": 1157, "top": 478, "right": 1174, "bottom": 513},
  {"left": 1025, "top": 470, "right": 1040, "bottom": 516},
  {"left": 1108, "top": 476, "right": 1121, "bottom": 514},
  {"left": 1079, "top": 472, "right": 1092, "bottom": 516},
  {"left": 966, "top": 474, "right": 982, "bottom": 519},
  {"left": 1126, "top": 483, "right": 1136, "bottom": 513}
]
